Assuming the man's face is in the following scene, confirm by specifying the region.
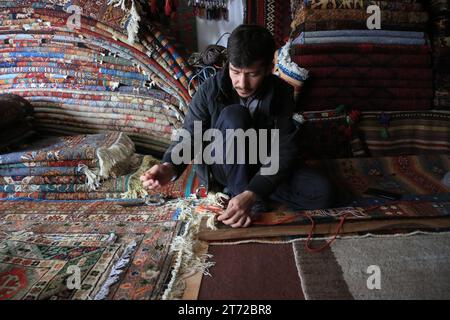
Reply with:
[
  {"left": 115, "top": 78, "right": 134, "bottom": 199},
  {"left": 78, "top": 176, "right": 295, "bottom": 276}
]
[{"left": 229, "top": 60, "right": 272, "bottom": 98}]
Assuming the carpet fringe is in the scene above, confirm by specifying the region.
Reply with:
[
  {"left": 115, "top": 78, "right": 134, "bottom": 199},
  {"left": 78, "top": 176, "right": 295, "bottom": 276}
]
[
  {"left": 97, "top": 132, "right": 135, "bottom": 179},
  {"left": 210, "top": 230, "right": 450, "bottom": 246},
  {"left": 93, "top": 240, "right": 138, "bottom": 300},
  {"left": 122, "top": 155, "right": 160, "bottom": 199},
  {"left": 162, "top": 196, "right": 217, "bottom": 300},
  {"left": 78, "top": 164, "right": 101, "bottom": 191},
  {"left": 78, "top": 133, "right": 135, "bottom": 191}
]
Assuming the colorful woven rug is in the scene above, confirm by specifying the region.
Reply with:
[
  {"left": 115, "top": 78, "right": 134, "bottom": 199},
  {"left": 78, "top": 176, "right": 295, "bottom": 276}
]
[
  {"left": 293, "top": 232, "right": 450, "bottom": 300},
  {"left": 292, "top": 43, "right": 431, "bottom": 55},
  {"left": 430, "top": 0, "right": 450, "bottom": 108},
  {"left": 293, "top": 31, "right": 426, "bottom": 46},
  {"left": 0, "top": 155, "right": 200, "bottom": 201},
  {"left": 0, "top": 231, "right": 128, "bottom": 300},
  {"left": 294, "top": 108, "right": 365, "bottom": 159},
  {"left": 0, "top": 199, "right": 182, "bottom": 300},
  {"left": 244, "top": 0, "right": 292, "bottom": 47},
  {"left": 296, "top": 0, "right": 424, "bottom": 11},
  {"left": 307, "top": 154, "right": 450, "bottom": 201},
  {"left": 197, "top": 199, "right": 450, "bottom": 241},
  {"left": 169, "top": 0, "right": 198, "bottom": 54},
  {"left": 357, "top": 111, "right": 450, "bottom": 156},
  {"left": 294, "top": 52, "right": 431, "bottom": 68}
]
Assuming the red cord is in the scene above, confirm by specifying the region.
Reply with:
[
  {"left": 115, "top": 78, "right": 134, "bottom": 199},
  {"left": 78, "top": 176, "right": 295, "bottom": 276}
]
[{"left": 304, "top": 213, "right": 347, "bottom": 254}]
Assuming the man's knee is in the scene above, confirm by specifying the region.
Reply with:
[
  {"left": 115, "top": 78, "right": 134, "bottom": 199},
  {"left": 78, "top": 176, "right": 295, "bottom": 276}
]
[
  {"left": 291, "top": 169, "right": 334, "bottom": 209},
  {"left": 216, "top": 104, "right": 252, "bottom": 130}
]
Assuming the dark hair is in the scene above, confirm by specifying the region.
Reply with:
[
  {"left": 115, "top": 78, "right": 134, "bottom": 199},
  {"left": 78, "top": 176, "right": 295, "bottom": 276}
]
[{"left": 227, "top": 24, "right": 276, "bottom": 68}]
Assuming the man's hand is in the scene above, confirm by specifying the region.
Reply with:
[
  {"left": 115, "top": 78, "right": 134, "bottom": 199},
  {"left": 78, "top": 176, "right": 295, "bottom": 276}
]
[
  {"left": 140, "top": 163, "right": 176, "bottom": 191},
  {"left": 217, "top": 191, "right": 257, "bottom": 228}
]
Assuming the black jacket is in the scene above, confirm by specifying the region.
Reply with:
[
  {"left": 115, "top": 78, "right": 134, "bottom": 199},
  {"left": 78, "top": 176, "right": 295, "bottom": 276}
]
[{"left": 162, "top": 66, "right": 299, "bottom": 198}]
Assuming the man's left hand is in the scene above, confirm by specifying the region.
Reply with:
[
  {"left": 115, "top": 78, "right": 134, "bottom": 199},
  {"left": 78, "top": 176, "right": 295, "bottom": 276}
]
[{"left": 217, "top": 191, "right": 257, "bottom": 228}]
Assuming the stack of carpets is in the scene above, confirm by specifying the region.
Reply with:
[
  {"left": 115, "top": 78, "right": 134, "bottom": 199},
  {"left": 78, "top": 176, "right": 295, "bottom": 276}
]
[
  {"left": 291, "top": 0, "right": 429, "bottom": 34},
  {"left": 289, "top": 0, "right": 434, "bottom": 112},
  {"left": 0, "top": 94, "right": 35, "bottom": 153},
  {"left": 430, "top": 0, "right": 450, "bottom": 108},
  {"left": 0, "top": 135, "right": 200, "bottom": 201},
  {"left": 0, "top": 0, "right": 195, "bottom": 155},
  {"left": 0, "top": 132, "right": 141, "bottom": 200}
]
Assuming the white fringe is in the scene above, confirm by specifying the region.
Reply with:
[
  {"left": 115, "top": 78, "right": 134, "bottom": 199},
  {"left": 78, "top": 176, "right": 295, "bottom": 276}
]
[
  {"left": 162, "top": 196, "right": 217, "bottom": 300},
  {"left": 77, "top": 133, "right": 134, "bottom": 191},
  {"left": 127, "top": 0, "right": 141, "bottom": 44},
  {"left": 96, "top": 132, "right": 135, "bottom": 179},
  {"left": 94, "top": 241, "right": 138, "bottom": 300},
  {"left": 107, "top": 0, "right": 141, "bottom": 44},
  {"left": 107, "top": 0, "right": 126, "bottom": 11}
]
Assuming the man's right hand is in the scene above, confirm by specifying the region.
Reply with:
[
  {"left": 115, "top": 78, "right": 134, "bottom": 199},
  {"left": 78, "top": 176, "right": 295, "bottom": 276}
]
[{"left": 140, "top": 163, "right": 176, "bottom": 191}]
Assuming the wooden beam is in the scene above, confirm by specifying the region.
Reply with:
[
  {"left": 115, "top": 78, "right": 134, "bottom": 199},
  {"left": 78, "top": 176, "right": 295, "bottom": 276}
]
[{"left": 197, "top": 218, "right": 450, "bottom": 242}]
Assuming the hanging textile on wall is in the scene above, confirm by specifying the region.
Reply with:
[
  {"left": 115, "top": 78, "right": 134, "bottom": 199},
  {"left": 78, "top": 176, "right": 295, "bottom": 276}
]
[
  {"left": 187, "top": 0, "right": 229, "bottom": 21},
  {"left": 244, "top": 0, "right": 292, "bottom": 47},
  {"left": 147, "top": 0, "right": 178, "bottom": 25}
]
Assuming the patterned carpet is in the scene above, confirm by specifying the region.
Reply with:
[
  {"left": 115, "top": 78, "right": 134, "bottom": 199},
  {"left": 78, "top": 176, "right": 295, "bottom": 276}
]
[{"left": 0, "top": 199, "right": 181, "bottom": 300}]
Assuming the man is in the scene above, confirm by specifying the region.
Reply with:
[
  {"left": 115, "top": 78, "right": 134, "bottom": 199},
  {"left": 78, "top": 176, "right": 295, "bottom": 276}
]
[{"left": 141, "top": 24, "right": 333, "bottom": 228}]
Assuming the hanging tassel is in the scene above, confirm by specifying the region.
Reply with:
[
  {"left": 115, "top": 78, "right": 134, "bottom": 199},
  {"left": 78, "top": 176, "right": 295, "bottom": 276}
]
[
  {"left": 164, "top": 0, "right": 173, "bottom": 16},
  {"left": 380, "top": 127, "right": 390, "bottom": 139},
  {"left": 77, "top": 164, "right": 101, "bottom": 191}
]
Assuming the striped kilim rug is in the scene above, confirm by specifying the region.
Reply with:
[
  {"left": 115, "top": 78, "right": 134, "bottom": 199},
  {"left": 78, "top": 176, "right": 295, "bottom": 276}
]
[{"left": 356, "top": 111, "right": 450, "bottom": 156}]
